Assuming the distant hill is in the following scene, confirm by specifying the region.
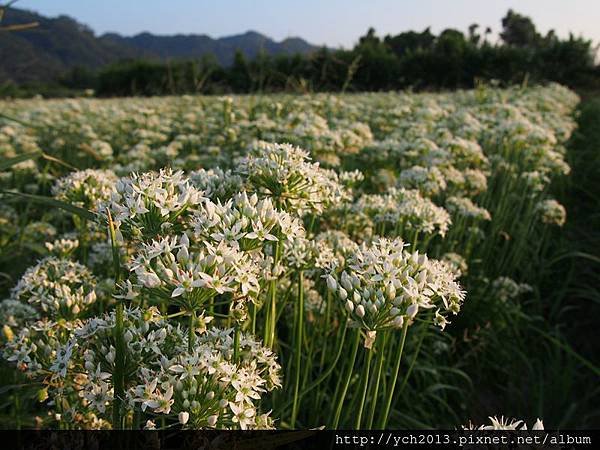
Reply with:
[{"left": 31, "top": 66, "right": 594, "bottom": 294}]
[
  {"left": 0, "top": 8, "right": 318, "bottom": 83},
  {"left": 100, "top": 31, "right": 316, "bottom": 65}
]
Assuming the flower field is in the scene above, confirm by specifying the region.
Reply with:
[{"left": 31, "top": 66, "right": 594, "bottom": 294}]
[{"left": 0, "top": 83, "right": 597, "bottom": 430}]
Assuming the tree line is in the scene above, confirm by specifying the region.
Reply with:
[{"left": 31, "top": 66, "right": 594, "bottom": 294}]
[{"left": 4, "top": 10, "right": 600, "bottom": 97}]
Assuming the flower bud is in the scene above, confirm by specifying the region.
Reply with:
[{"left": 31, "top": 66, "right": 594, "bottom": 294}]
[
  {"left": 180, "top": 233, "right": 190, "bottom": 247},
  {"left": 345, "top": 300, "right": 354, "bottom": 313},
  {"left": 325, "top": 275, "right": 337, "bottom": 291},
  {"left": 178, "top": 411, "right": 189, "bottom": 425},
  {"left": 341, "top": 272, "right": 352, "bottom": 291},
  {"left": 407, "top": 303, "right": 419, "bottom": 318},
  {"left": 3, "top": 325, "right": 15, "bottom": 342},
  {"left": 368, "top": 303, "right": 378, "bottom": 314},
  {"left": 85, "top": 291, "right": 96, "bottom": 304},
  {"left": 386, "top": 283, "right": 396, "bottom": 300},
  {"left": 177, "top": 246, "right": 189, "bottom": 262},
  {"left": 355, "top": 305, "right": 365, "bottom": 318},
  {"left": 142, "top": 271, "right": 161, "bottom": 288},
  {"left": 532, "top": 419, "right": 544, "bottom": 430},
  {"left": 208, "top": 415, "right": 218, "bottom": 427}
]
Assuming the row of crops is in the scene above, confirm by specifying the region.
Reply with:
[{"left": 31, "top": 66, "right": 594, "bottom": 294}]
[{"left": 0, "top": 83, "right": 592, "bottom": 430}]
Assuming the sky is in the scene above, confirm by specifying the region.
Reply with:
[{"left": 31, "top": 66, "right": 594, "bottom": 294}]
[{"left": 12, "top": 0, "right": 600, "bottom": 47}]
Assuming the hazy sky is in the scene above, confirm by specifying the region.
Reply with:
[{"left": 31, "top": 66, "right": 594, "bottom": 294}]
[{"left": 13, "top": 0, "right": 600, "bottom": 47}]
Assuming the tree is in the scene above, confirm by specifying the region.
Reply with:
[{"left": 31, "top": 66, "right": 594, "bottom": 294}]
[
  {"left": 468, "top": 24, "right": 481, "bottom": 46},
  {"left": 500, "top": 9, "right": 540, "bottom": 47},
  {"left": 383, "top": 28, "right": 435, "bottom": 57},
  {"left": 359, "top": 27, "right": 380, "bottom": 46},
  {"left": 229, "top": 50, "right": 251, "bottom": 92}
]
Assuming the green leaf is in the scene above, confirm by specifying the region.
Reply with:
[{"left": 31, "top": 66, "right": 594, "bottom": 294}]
[
  {"left": 0, "top": 150, "right": 42, "bottom": 171},
  {"left": 549, "top": 251, "right": 600, "bottom": 266},
  {"left": 0, "top": 112, "right": 32, "bottom": 128},
  {"left": 40, "top": 153, "right": 78, "bottom": 170},
  {"left": 532, "top": 326, "right": 600, "bottom": 377},
  {"left": 0, "top": 190, "right": 97, "bottom": 221}
]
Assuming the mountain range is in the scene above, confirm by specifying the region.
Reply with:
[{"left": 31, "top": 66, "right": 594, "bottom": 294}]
[{"left": 0, "top": 8, "right": 318, "bottom": 83}]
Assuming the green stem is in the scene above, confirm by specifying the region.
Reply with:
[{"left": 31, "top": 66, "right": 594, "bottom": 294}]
[
  {"left": 113, "top": 301, "right": 125, "bottom": 430},
  {"left": 355, "top": 346, "right": 373, "bottom": 429},
  {"left": 366, "top": 331, "right": 388, "bottom": 429},
  {"left": 107, "top": 208, "right": 125, "bottom": 430},
  {"left": 14, "top": 372, "right": 20, "bottom": 430},
  {"left": 250, "top": 303, "right": 257, "bottom": 335},
  {"left": 318, "top": 290, "right": 332, "bottom": 370},
  {"left": 410, "top": 229, "right": 419, "bottom": 250},
  {"left": 265, "top": 239, "right": 281, "bottom": 348},
  {"left": 331, "top": 329, "right": 361, "bottom": 429},
  {"left": 290, "top": 270, "right": 304, "bottom": 428},
  {"left": 277, "top": 322, "right": 348, "bottom": 415},
  {"left": 397, "top": 320, "right": 428, "bottom": 397},
  {"left": 378, "top": 320, "right": 409, "bottom": 429},
  {"left": 79, "top": 218, "right": 89, "bottom": 265},
  {"left": 188, "top": 309, "right": 196, "bottom": 352},
  {"left": 233, "top": 325, "right": 240, "bottom": 363}
]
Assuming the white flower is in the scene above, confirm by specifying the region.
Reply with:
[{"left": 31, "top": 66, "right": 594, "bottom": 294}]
[
  {"left": 11, "top": 257, "right": 97, "bottom": 319},
  {"left": 81, "top": 381, "right": 112, "bottom": 414},
  {"left": 239, "top": 141, "right": 349, "bottom": 216},
  {"left": 104, "top": 168, "right": 204, "bottom": 239},
  {"left": 536, "top": 199, "right": 566, "bottom": 226},
  {"left": 50, "top": 340, "right": 74, "bottom": 377},
  {"left": 446, "top": 196, "right": 491, "bottom": 221},
  {"left": 229, "top": 402, "right": 256, "bottom": 430},
  {"left": 143, "top": 385, "right": 174, "bottom": 414},
  {"left": 52, "top": 169, "right": 117, "bottom": 211},
  {"left": 325, "top": 238, "right": 465, "bottom": 341},
  {"left": 352, "top": 188, "right": 451, "bottom": 237},
  {"left": 131, "top": 235, "right": 260, "bottom": 309}
]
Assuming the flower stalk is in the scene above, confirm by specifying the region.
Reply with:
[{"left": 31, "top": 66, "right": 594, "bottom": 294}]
[
  {"left": 378, "top": 319, "right": 409, "bottom": 429},
  {"left": 355, "top": 346, "right": 373, "bottom": 429},
  {"left": 366, "top": 331, "right": 388, "bottom": 429},
  {"left": 290, "top": 270, "right": 304, "bottom": 427},
  {"left": 331, "top": 328, "right": 361, "bottom": 428},
  {"left": 107, "top": 208, "right": 125, "bottom": 430}
]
